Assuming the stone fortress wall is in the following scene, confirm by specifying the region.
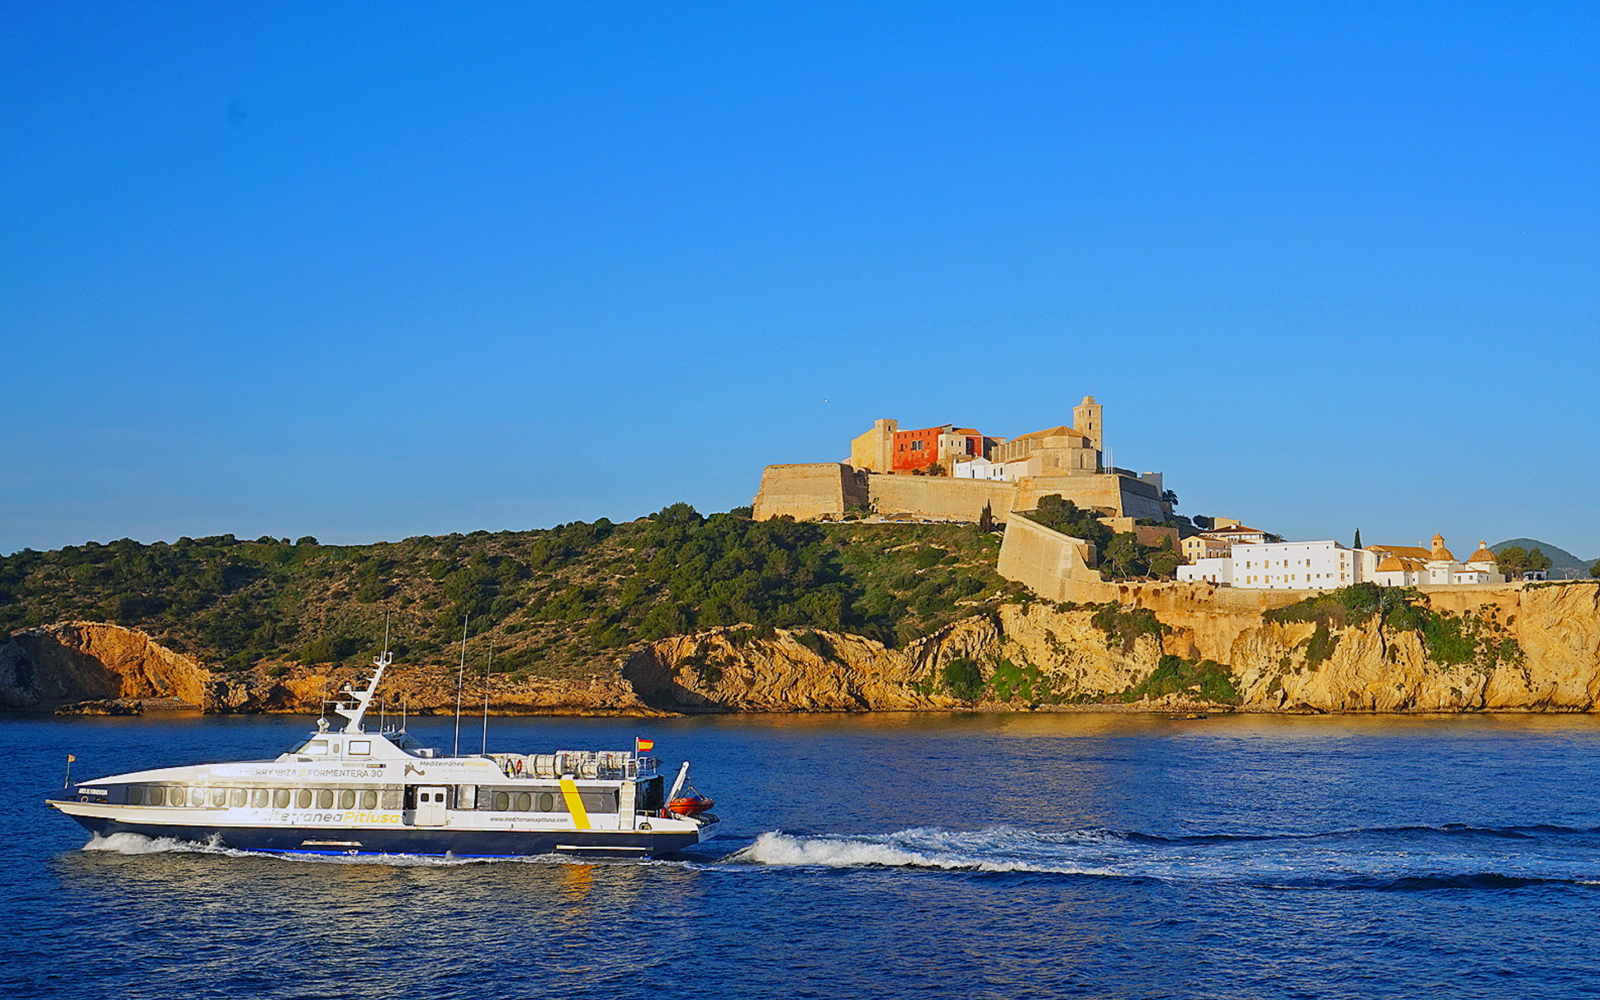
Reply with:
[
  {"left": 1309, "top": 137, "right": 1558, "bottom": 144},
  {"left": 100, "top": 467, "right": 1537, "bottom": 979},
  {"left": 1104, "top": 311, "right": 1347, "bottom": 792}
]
[
  {"left": 751, "top": 463, "right": 1167, "bottom": 525},
  {"left": 749, "top": 463, "right": 868, "bottom": 522},
  {"left": 757, "top": 398, "right": 1169, "bottom": 526}
]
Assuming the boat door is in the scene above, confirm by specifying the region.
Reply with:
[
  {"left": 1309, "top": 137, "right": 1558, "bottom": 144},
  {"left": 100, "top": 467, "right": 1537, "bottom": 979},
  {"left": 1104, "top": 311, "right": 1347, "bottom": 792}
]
[{"left": 410, "top": 786, "right": 449, "bottom": 827}]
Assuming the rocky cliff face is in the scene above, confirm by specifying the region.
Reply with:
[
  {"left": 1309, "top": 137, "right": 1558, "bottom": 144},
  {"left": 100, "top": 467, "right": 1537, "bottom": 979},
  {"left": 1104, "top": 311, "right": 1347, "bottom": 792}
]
[
  {"left": 626, "top": 585, "right": 1600, "bottom": 713},
  {"left": 7, "top": 583, "right": 1599, "bottom": 715},
  {"left": 0, "top": 621, "right": 655, "bottom": 716},
  {"left": 623, "top": 628, "right": 946, "bottom": 712},
  {"left": 0, "top": 622, "right": 211, "bottom": 709},
  {"left": 1215, "top": 583, "right": 1600, "bottom": 713},
  {"left": 621, "top": 611, "right": 1164, "bottom": 712}
]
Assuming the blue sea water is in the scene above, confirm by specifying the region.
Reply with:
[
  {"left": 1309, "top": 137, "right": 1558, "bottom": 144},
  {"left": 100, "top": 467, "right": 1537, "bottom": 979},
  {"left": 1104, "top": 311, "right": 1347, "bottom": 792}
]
[{"left": 8, "top": 710, "right": 1600, "bottom": 999}]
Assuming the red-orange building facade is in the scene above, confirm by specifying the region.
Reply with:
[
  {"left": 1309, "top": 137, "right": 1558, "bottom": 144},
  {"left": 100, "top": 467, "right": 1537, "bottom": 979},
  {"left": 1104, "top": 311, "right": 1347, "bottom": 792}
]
[{"left": 891, "top": 424, "right": 984, "bottom": 473}]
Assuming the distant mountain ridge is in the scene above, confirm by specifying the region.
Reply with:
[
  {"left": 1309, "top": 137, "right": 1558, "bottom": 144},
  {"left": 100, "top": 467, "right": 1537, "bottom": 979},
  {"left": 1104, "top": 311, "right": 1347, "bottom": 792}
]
[{"left": 1491, "top": 539, "right": 1596, "bottom": 580}]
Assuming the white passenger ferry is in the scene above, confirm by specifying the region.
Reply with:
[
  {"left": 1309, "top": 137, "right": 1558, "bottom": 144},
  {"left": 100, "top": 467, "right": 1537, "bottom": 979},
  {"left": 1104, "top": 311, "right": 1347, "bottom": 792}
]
[{"left": 46, "top": 654, "right": 719, "bottom": 858}]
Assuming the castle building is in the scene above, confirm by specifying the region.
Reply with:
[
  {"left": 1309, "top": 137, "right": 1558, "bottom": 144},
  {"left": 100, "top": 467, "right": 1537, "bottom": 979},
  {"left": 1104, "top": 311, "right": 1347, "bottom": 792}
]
[
  {"left": 987, "top": 396, "right": 1104, "bottom": 476},
  {"left": 889, "top": 424, "right": 985, "bottom": 473},
  {"left": 761, "top": 395, "right": 1168, "bottom": 524}
]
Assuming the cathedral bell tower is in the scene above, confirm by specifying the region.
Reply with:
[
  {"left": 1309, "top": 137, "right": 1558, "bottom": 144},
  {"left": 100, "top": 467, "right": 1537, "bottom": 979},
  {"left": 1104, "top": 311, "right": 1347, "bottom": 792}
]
[{"left": 1073, "top": 395, "right": 1103, "bottom": 454}]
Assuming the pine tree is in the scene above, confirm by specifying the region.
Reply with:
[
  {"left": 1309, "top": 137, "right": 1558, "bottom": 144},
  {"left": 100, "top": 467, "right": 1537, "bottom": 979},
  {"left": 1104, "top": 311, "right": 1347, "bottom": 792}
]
[{"left": 1353, "top": 528, "right": 1362, "bottom": 549}]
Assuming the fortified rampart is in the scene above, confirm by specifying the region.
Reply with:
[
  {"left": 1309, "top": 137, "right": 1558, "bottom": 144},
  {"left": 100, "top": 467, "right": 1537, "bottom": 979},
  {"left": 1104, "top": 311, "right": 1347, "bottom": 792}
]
[
  {"left": 994, "top": 512, "right": 1099, "bottom": 603},
  {"left": 751, "top": 463, "right": 868, "bottom": 521},
  {"left": 752, "top": 464, "right": 1166, "bottom": 524},
  {"left": 1011, "top": 473, "right": 1166, "bottom": 519},
  {"left": 868, "top": 475, "right": 1016, "bottom": 522}
]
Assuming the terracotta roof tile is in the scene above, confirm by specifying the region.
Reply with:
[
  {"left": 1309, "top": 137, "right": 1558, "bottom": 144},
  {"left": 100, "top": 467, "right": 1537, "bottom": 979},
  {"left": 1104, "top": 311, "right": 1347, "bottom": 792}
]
[{"left": 1013, "top": 425, "right": 1087, "bottom": 441}]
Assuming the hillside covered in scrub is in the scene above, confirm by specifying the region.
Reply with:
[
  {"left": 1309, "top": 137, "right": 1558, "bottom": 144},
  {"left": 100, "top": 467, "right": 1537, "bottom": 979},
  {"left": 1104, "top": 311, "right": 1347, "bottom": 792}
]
[
  {"left": 4, "top": 506, "right": 1600, "bottom": 717},
  {"left": 0, "top": 504, "right": 1026, "bottom": 680}
]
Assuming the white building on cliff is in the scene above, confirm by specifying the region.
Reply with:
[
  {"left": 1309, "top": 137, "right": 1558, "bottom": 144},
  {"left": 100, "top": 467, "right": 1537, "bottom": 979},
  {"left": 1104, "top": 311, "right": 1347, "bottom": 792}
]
[{"left": 1179, "top": 532, "right": 1505, "bottom": 591}]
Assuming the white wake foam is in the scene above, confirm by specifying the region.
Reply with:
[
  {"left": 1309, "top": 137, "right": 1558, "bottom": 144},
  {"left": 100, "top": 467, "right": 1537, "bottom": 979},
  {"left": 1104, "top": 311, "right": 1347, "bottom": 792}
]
[
  {"left": 725, "top": 827, "right": 1119, "bottom": 875},
  {"left": 83, "top": 832, "right": 231, "bottom": 855}
]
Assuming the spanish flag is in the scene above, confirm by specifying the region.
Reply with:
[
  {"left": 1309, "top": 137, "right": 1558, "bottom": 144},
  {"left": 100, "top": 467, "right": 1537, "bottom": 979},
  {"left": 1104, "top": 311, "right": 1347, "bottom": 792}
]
[{"left": 635, "top": 738, "right": 654, "bottom": 752}]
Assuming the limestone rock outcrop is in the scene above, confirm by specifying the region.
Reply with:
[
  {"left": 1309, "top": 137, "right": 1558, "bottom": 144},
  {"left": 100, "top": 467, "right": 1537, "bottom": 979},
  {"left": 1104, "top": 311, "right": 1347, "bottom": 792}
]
[
  {"left": 625, "top": 584, "right": 1600, "bottom": 714},
  {"left": 623, "top": 628, "right": 948, "bottom": 712},
  {"left": 0, "top": 622, "right": 211, "bottom": 709},
  {"left": 0, "top": 621, "right": 657, "bottom": 715},
  {"left": 5, "top": 583, "right": 1599, "bottom": 715}
]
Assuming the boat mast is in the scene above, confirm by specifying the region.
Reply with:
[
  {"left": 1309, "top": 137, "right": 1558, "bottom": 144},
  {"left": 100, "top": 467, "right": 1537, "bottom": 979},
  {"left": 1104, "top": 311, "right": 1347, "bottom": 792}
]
[
  {"left": 480, "top": 645, "right": 492, "bottom": 755},
  {"left": 453, "top": 615, "right": 468, "bottom": 757}
]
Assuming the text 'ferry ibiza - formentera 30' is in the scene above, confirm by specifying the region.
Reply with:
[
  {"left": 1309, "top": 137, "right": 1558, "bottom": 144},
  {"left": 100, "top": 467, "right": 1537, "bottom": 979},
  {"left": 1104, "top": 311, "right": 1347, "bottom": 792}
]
[{"left": 46, "top": 652, "right": 719, "bottom": 858}]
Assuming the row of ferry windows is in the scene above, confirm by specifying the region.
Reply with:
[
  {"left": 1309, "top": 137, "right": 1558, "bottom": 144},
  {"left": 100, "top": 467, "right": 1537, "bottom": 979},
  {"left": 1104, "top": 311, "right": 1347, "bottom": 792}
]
[
  {"left": 487, "top": 791, "right": 559, "bottom": 813},
  {"left": 479, "top": 788, "right": 617, "bottom": 813},
  {"left": 126, "top": 786, "right": 401, "bottom": 810}
]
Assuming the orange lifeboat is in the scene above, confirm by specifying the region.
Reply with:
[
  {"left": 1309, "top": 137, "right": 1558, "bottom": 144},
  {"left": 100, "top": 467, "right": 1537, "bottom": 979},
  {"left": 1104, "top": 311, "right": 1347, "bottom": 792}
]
[{"left": 667, "top": 794, "right": 715, "bottom": 817}]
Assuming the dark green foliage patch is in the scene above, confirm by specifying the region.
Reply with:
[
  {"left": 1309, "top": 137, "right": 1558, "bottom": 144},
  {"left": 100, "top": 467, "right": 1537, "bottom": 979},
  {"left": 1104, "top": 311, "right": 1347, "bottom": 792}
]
[
  {"left": 1126, "top": 654, "right": 1239, "bottom": 704},
  {"left": 0, "top": 507, "right": 1022, "bottom": 679}
]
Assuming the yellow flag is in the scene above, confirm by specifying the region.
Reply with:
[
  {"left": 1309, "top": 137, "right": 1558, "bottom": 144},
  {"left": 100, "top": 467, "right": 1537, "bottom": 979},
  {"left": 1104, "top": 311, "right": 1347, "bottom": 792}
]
[{"left": 67, "top": 754, "right": 76, "bottom": 762}]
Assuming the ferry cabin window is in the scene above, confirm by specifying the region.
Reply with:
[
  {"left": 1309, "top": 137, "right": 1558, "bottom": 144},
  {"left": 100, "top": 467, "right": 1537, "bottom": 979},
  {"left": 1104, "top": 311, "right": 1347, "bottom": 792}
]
[
  {"left": 579, "top": 790, "right": 618, "bottom": 813},
  {"left": 538, "top": 792, "right": 555, "bottom": 813},
  {"left": 381, "top": 788, "right": 402, "bottom": 810},
  {"left": 253, "top": 789, "right": 270, "bottom": 808},
  {"left": 230, "top": 789, "right": 247, "bottom": 808},
  {"left": 360, "top": 790, "right": 378, "bottom": 810},
  {"left": 493, "top": 791, "right": 510, "bottom": 811},
  {"left": 211, "top": 788, "right": 228, "bottom": 807},
  {"left": 296, "top": 740, "right": 329, "bottom": 756},
  {"left": 296, "top": 789, "right": 313, "bottom": 809},
  {"left": 349, "top": 741, "right": 371, "bottom": 755},
  {"left": 514, "top": 792, "right": 532, "bottom": 812},
  {"left": 339, "top": 789, "right": 356, "bottom": 809},
  {"left": 275, "top": 789, "right": 291, "bottom": 809},
  {"left": 170, "top": 787, "right": 187, "bottom": 807},
  {"left": 149, "top": 786, "right": 166, "bottom": 806},
  {"left": 456, "top": 785, "right": 476, "bottom": 810},
  {"left": 317, "top": 789, "right": 334, "bottom": 809},
  {"left": 128, "top": 786, "right": 145, "bottom": 805}
]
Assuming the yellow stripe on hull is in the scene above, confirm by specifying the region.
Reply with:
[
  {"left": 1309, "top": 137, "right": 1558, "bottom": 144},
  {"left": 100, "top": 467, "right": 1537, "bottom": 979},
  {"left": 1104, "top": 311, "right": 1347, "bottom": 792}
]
[{"left": 558, "top": 777, "right": 590, "bottom": 830}]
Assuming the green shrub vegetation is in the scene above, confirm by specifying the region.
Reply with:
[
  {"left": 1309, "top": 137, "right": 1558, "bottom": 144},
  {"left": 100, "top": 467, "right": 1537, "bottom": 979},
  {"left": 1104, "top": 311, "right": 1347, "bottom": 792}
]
[
  {"left": 1027, "top": 496, "right": 1111, "bottom": 548},
  {"left": 987, "top": 658, "right": 1051, "bottom": 703},
  {"left": 941, "top": 657, "right": 984, "bottom": 701},
  {"left": 0, "top": 506, "right": 1026, "bottom": 679},
  {"left": 1304, "top": 620, "right": 1339, "bottom": 669},
  {"left": 1264, "top": 583, "right": 1522, "bottom": 671},
  {"left": 1495, "top": 546, "right": 1553, "bottom": 580},
  {"left": 1089, "top": 602, "right": 1166, "bottom": 653},
  {"left": 1126, "top": 654, "right": 1239, "bottom": 704}
]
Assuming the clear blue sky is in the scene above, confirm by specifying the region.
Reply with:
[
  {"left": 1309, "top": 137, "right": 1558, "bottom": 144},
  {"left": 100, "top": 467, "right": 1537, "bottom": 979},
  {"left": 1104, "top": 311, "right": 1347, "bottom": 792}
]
[{"left": 4, "top": 2, "right": 1597, "bottom": 558}]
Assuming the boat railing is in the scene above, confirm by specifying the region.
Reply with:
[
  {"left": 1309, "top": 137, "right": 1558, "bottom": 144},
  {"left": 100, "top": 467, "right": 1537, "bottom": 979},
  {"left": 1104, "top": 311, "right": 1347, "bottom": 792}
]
[{"left": 491, "top": 752, "right": 659, "bottom": 781}]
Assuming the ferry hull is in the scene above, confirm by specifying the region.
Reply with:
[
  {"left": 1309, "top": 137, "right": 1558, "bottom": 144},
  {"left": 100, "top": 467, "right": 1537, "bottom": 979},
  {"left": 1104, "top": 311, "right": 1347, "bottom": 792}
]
[{"left": 52, "top": 803, "right": 711, "bottom": 858}]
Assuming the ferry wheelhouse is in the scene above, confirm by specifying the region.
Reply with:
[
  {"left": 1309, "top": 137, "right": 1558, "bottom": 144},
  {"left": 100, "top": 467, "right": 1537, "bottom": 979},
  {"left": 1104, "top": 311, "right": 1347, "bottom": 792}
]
[{"left": 46, "top": 654, "right": 718, "bottom": 857}]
